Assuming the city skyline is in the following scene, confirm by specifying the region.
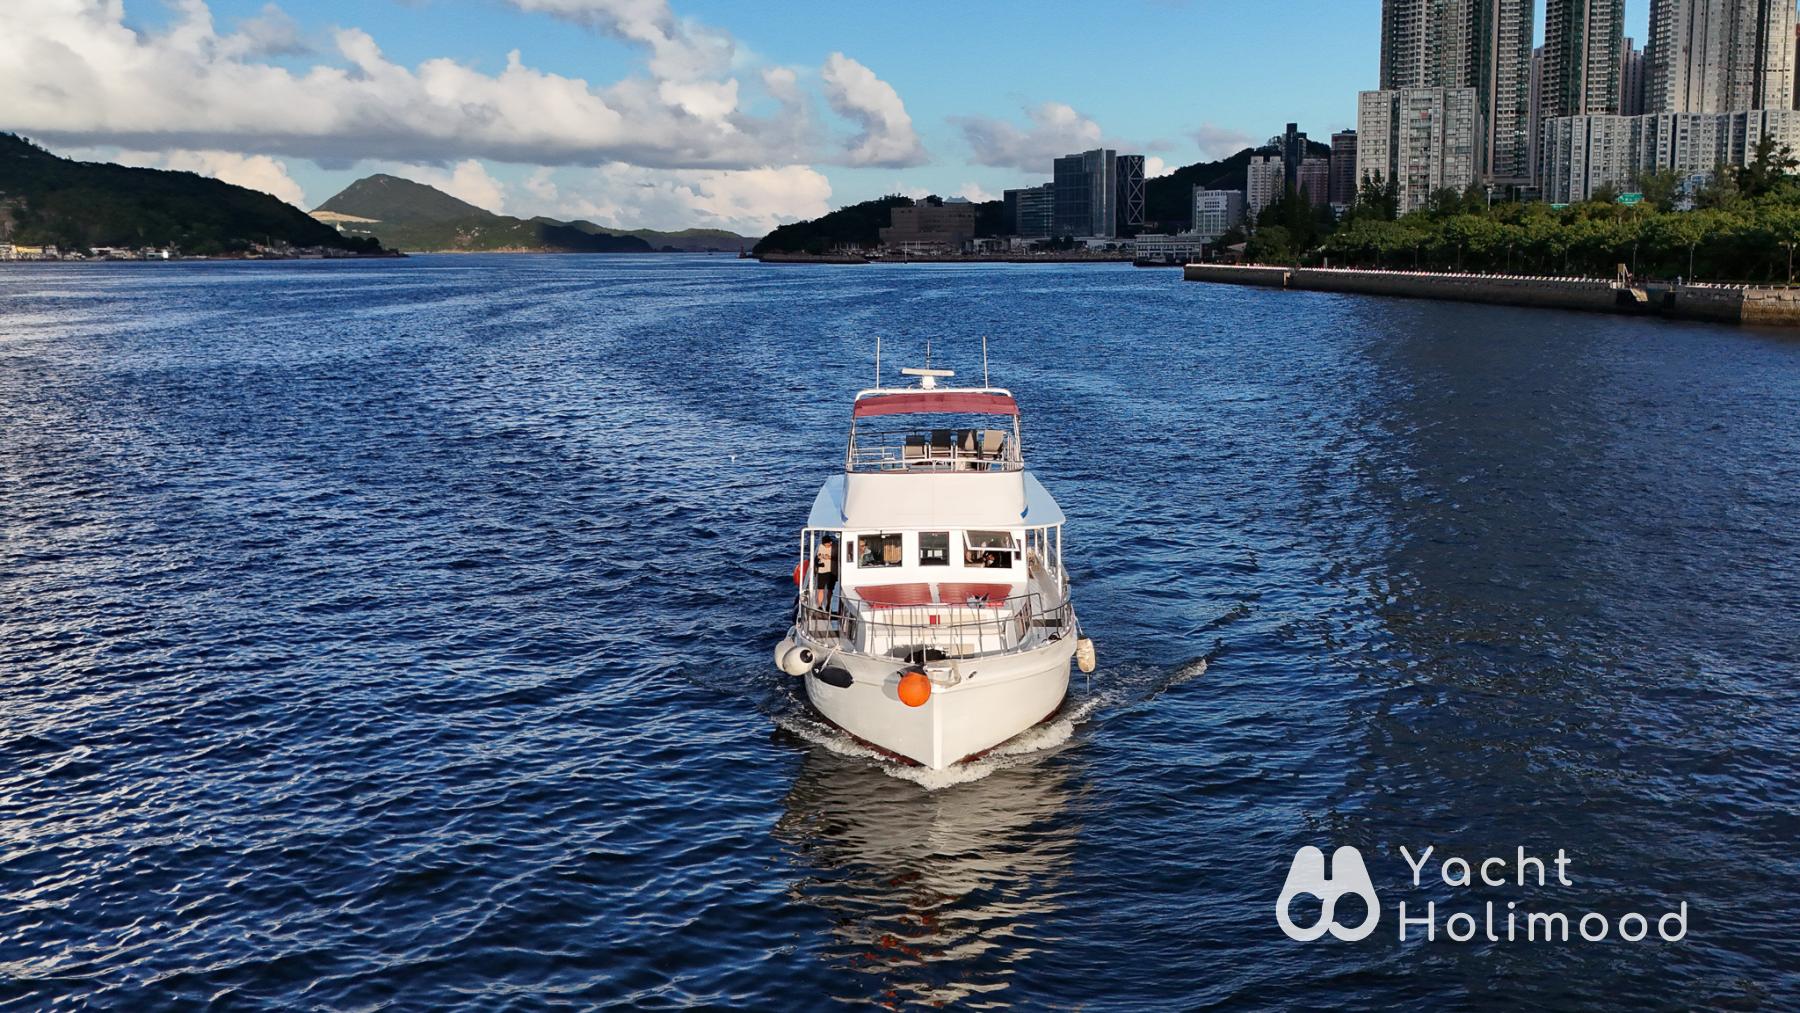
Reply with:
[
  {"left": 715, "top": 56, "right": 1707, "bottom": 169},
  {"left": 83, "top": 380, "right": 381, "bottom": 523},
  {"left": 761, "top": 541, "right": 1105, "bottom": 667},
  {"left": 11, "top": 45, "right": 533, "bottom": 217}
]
[{"left": 4, "top": 0, "right": 1664, "bottom": 234}]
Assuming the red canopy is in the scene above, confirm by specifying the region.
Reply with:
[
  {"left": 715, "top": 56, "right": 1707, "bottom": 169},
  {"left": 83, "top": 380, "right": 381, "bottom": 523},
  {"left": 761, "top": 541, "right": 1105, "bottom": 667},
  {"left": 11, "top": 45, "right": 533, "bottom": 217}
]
[{"left": 852, "top": 391, "right": 1018, "bottom": 418}]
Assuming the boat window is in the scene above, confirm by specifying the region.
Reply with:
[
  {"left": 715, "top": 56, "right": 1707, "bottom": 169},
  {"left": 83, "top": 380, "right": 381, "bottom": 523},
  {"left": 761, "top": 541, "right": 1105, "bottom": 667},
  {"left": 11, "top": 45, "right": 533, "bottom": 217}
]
[
  {"left": 963, "top": 530, "right": 1017, "bottom": 569},
  {"left": 857, "top": 533, "right": 904, "bottom": 568},
  {"left": 919, "top": 531, "right": 950, "bottom": 566}
]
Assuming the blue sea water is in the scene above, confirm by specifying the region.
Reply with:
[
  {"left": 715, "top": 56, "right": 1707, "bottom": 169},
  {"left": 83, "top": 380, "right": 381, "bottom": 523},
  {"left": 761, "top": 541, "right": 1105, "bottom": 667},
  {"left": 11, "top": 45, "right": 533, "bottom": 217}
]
[{"left": 1, "top": 255, "right": 1798, "bottom": 1009}]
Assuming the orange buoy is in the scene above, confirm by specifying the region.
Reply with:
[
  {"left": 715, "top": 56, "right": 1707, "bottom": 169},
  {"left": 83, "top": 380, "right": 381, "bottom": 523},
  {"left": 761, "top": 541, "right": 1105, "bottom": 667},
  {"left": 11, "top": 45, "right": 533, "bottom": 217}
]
[
  {"left": 792, "top": 559, "right": 807, "bottom": 586},
  {"left": 898, "top": 671, "right": 931, "bottom": 707}
]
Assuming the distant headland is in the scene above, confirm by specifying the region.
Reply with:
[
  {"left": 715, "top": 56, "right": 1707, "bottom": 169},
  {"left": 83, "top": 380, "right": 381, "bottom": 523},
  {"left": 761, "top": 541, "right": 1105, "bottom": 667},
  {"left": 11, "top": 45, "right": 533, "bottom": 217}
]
[
  {"left": 310, "top": 175, "right": 753, "bottom": 255},
  {"left": 0, "top": 133, "right": 390, "bottom": 261}
]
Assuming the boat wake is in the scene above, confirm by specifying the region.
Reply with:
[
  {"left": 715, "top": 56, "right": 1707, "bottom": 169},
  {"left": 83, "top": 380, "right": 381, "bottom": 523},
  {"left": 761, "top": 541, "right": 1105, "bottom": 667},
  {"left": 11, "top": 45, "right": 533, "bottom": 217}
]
[{"left": 769, "top": 655, "right": 1210, "bottom": 790}]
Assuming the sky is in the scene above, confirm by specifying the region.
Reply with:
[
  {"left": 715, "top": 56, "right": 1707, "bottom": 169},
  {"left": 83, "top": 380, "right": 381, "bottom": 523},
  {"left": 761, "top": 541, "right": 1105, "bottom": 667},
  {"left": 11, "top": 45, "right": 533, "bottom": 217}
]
[{"left": 2, "top": 0, "right": 1652, "bottom": 235}]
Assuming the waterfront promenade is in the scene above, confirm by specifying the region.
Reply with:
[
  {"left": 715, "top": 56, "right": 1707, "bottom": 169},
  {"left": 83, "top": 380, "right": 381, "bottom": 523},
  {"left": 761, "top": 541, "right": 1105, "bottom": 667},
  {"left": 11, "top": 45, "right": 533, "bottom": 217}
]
[{"left": 1183, "top": 263, "right": 1800, "bottom": 326}]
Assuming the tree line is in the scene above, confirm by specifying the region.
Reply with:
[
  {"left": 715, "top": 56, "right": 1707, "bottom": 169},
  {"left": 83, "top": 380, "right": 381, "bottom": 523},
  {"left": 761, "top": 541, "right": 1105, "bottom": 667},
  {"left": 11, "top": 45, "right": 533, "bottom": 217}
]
[{"left": 1239, "top": 137, "right": 1800, "bottom": 284}]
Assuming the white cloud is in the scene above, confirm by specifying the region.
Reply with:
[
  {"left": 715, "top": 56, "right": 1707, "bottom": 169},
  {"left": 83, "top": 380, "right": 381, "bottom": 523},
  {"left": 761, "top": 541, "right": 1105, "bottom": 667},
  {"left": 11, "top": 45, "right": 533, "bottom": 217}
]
[
  {"left": 1, "top": 0, "right": 912, "bottom": 172},
  {"left": 957, "top": 181, "right": 997, "bottom": 202},
  {"left": 819, "top": 53, "right": 926, "bottom": 168},
  {"left": 508, "top": 163, "right": 831, "bottom": 235},
  {"left": 1191, "top": 123, "right": 1257, "bottom": 161},
  {"left": 112, "top": 148, "right": 309, "bottom": 207},
  {"left": 953, "top": 102, "right": 1107, "bottom": 172},
  {"left": 522, "top": 167, "right": 560, "bottom": 204},
  {"left": 1145, "top": 156, "right": 1174, "bottom": 179},
  {"left": 508, "top": 0, "right": 734, "bottom": 82}
]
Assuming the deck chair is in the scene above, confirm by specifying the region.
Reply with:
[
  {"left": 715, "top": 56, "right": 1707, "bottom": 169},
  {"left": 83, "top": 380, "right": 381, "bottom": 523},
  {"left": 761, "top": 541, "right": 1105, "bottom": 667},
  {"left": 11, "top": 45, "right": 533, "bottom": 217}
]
[
  {"left": 929, "top": 429, "right": 954, "bottom": 458},
  {"left": 902, "top": 435, "right": 927, "bottom": 466},
  {"left": 980, "top": 429, "right": 1008, "bottom": 458}
]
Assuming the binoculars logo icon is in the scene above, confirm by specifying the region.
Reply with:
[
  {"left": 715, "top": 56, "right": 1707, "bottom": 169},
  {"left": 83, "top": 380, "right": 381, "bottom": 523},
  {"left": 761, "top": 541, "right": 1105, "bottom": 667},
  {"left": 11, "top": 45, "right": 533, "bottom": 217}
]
[{"left": 1277, "top": 846, "right": 1381, "bottom": 941}]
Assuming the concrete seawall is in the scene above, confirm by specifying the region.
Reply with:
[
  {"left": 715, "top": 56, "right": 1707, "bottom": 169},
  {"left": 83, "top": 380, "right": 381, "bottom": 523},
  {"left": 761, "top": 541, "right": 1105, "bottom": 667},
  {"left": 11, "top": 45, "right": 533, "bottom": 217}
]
[{"left": 1182, "top": 264, "right": 1799, "bottom": 326}]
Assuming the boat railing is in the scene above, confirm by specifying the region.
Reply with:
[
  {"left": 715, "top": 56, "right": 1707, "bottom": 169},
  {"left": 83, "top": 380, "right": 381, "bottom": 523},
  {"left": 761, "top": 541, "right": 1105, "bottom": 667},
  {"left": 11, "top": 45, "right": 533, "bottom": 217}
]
[
  {"left": 846, "top": 429, "right": 1022, "bottom": 473},
  {"left": 794, "top": 591, "right": 1073, "bottom": 661}
]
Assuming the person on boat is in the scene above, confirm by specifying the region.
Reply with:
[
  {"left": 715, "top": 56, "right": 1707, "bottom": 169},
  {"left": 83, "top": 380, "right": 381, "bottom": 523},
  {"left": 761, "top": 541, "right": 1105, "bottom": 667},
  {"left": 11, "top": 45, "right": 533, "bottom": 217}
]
[{"left": 814, "top": 535, "right": 838, "bottom": 609}]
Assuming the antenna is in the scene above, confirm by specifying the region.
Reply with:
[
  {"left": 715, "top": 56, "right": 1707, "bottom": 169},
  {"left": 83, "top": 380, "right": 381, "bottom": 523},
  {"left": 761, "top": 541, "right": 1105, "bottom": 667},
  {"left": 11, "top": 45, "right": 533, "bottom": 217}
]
[
  {"left": 982, "top": 335, "right": 989, "bottom": 388},
  {"left": 874, "top": 335, "right": 881, "bottom": 388},
  {"left": 925, "top": 338, "right": 931, "bottom": 371}
]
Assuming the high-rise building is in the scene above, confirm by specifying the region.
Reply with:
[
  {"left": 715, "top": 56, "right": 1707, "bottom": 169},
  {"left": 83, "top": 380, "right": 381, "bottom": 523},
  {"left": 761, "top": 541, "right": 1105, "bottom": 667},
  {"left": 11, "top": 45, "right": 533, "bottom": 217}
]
[
  {"left": 1529, "top": 45, "right": 1545, "bottom": 179},
  {"left": 1542, "top": 0, "right": 1625, "bottom": 119},
  {"left": 1376, "top": 1, "right": 1535, "bottom": 184},
  {"left": 1481, "top": 0, "right": 1537, "bottom": 184},
  {"left": 1003, "top": 184, "right": 1054, "bottom": 239},
  {"left": 1297, "top": 157, "right": 1332, "bottom": 208},
  {"left": 1191, "top": 188, "right": 1246, "bottom": 240},
  {"left": 1619, "top": 36, "right": 1648, "bottom": 114},
  {"left": 1245, "top": 155, "right": 1286, "bottom": 223},
  {"left": 1052, "top": 149, "right": 1119, "bottom": 238},
  {"left": 1329, "top": 130, "right": 1359, "bottom": 206},
  {"left": 1541, "top": 108, "right": 1800, "bottom": 201},
  {"left": 1115, "top": 154, "right": 1146, "bottom": 237},
  {"left": 1280, "top": 122, "right": 1310, "bottom": 187},
  {"left": 1646, "top": 0, "right": 1796, "bottom": 114},
  {"left": 1357, "top": 88, "right": 1481, "bottom": 214}
]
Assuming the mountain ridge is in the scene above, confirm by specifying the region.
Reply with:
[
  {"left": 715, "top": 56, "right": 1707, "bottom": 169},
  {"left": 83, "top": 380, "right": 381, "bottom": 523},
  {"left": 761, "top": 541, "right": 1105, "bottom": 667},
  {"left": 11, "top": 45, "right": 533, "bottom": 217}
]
[{"left": 313, "top": 176, "right": 753, "bottom": 253}]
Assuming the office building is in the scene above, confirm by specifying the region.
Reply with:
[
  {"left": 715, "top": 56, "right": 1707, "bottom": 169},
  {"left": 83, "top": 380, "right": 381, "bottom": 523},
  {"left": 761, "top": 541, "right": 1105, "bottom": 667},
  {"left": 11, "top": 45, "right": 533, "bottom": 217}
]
[
  {"left": 1053, "top": 149, "right": 1120, "bottom": 238},
  {"left": 1297, "top": 157, "right": 1332, "bottom": 208},
  {"left": 1245, "top": 156, "right": 1286, "bottom": 223},
  {"left": 1540, "top": 107, "right": 1800, "bottom": 201},
  {"left": 1329, "top": 130, "right": 1359, "bottom": 206},
  {"left": 1116, "top": 154, "right": 1146, "bottom": 237},
  {"left": 1356, "top": 88, "right": 1481, "bottom": 214},
  {"left": 1646, "top": 0, "right": 1796, "bottom": 114},
  {"left": 1191, "top": 188, "right": 1247, "bottom": 240},
  {"left": 1003, "top": 184, "right": 1054, "bottom": 239},
  {"left": 1620, "top": 37, "right": 1648, "bottom": 114},
  {"left": 879, "top": 202, "right": 977, "bottom": 251}
]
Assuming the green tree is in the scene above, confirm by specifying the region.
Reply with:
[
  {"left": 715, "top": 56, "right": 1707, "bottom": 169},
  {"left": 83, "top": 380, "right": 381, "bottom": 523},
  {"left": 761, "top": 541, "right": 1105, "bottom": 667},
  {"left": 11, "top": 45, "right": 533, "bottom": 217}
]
[
  {"left": 1245, "top": 225, "right": 1295, "bottom": 264},
  {"left": 1738, "top": 137, "right": 1798, "bottom": 199}
]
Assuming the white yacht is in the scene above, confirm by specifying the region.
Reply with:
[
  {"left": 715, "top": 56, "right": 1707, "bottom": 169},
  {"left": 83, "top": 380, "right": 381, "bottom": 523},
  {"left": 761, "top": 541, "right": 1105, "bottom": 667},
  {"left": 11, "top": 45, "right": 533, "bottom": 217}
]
[{"left": 773, "top": 367, "right": 1094, "bottom": 769}]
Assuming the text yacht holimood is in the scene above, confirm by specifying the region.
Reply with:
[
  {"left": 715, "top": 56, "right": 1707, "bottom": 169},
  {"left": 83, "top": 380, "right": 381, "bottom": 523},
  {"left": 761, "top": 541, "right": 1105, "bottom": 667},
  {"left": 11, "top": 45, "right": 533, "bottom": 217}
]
[{"left": 774, "top": 364, "right": 1095, "bottom": 770}]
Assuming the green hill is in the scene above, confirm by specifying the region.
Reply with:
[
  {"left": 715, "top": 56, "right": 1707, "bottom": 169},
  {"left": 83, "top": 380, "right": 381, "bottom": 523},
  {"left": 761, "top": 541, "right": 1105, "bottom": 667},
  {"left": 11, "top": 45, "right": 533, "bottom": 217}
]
[
  {"left": 316, "top": 174, "right": 489, "bottom": 225},
  {"left": 551, "top": 220, "right": 752, "bottom": 253},
  {"left": 0, "top": 133, "right": 381, "bottom": 255},
  {"left": 752, "top": 195, "right": 913, "bottom": 255},
  {"left": 313, "top": 175, "right": 752, "bottom": 253}
]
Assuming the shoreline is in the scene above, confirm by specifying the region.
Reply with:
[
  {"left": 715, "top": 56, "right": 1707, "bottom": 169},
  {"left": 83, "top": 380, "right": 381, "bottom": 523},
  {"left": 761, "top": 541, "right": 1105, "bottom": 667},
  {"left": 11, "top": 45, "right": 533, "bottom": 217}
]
[{"left": 1183, "top": 264, "right": 1800, "bottom": 327}]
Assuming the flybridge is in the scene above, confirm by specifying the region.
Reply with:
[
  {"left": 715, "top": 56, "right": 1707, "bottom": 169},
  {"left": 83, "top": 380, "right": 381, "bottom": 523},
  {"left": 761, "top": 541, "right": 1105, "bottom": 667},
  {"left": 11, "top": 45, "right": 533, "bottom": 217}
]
[
  {"left": 845, "top": 367, "right": 1025, "bottom": 473},
  {"left": 850, "top": 390, "right": 1019, "bottom": 418}
]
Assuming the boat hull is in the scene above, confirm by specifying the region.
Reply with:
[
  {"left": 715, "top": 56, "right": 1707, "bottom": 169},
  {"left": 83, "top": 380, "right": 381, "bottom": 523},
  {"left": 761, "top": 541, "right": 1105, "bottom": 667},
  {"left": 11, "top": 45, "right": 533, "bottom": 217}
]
[{"left": 790, "top": 632, "right": 1075, "bottom": 769}]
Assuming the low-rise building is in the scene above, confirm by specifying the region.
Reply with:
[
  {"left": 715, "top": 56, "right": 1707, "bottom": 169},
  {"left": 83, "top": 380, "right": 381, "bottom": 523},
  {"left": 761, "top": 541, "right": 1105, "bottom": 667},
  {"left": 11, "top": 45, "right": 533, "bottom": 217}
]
[
  {"left": 1134, "top": 232, "right": 1210, "bottom": 264},
  {"left": 1191, "top": 188, "right": 1247, "bottom": 240},
  {"left": 879, "top": 201, "right": 977, "bottom": 252}
]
